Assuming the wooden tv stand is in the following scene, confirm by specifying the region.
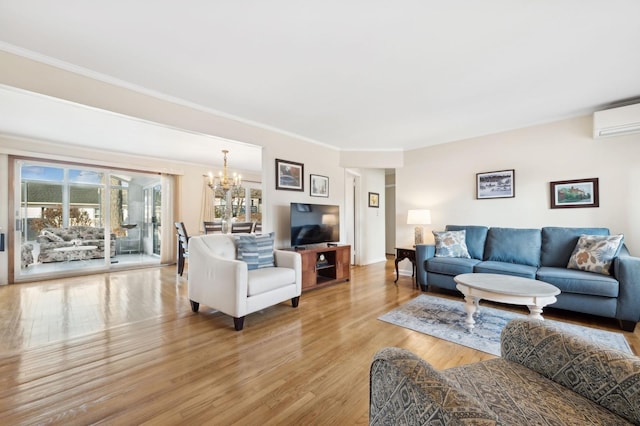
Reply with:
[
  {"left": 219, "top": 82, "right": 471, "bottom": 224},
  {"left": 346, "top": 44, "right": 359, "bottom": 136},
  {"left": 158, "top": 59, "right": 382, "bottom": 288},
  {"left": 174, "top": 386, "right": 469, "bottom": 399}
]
[{"left": 296, "top": 245, "right": 351, "bottom": 292}]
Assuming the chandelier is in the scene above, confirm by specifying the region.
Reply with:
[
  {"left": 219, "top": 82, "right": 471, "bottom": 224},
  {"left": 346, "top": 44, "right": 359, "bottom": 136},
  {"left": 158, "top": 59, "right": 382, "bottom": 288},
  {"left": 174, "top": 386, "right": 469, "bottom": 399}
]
[{"left": 207, "top": 149, "right": 242, "bottom": 194}]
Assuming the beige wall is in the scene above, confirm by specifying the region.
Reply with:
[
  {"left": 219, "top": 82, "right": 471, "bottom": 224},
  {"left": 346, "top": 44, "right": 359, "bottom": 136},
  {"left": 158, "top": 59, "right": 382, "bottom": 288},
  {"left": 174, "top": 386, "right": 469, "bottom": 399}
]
[
  {"left": 0, "top": 51, "right": 350, "bottom": 284},
  {"left": 397, "top": 115, "right": 640, "bottom": 253}
]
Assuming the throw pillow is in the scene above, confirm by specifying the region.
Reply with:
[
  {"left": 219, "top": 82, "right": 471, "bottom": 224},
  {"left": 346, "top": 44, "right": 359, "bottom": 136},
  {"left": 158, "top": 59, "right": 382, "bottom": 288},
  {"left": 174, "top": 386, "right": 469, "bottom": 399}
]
[
  {"left": 235, "top": 232, "right": 275, "bottom": 270},
  {"left": 567, "top": 234, "right": 624, "bottom": 276},
  {"left": 41, "top": 230, "right": 64, "bottom": 242},
  {"left": 433, "top": 230, "right": 471, "bottom": 258}
]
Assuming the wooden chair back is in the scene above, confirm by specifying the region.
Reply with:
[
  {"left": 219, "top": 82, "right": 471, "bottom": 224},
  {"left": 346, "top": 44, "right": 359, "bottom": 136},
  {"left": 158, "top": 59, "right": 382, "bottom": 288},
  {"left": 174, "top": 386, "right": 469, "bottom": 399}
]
[
  {"left": 231, "top": 222, "right": 254, "bottom": 233},
  {"left": 203, "top": 221, "right": 223, "bottom": 234},
  {"left": 174, "top": 222, "right": 189, "bottom": 276}
]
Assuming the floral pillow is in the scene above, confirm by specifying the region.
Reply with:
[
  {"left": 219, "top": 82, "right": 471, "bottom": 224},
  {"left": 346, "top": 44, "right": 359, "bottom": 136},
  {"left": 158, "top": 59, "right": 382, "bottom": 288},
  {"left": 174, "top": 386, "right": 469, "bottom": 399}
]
[
  {"left": 41, "top": 230, "right": 64, "bottom": 242},
  {"left": 433, "top": 230, "right": 471, "bottom": 258},
  {"left": 567, "top": 234, "right": 624, "bottom": 276}
]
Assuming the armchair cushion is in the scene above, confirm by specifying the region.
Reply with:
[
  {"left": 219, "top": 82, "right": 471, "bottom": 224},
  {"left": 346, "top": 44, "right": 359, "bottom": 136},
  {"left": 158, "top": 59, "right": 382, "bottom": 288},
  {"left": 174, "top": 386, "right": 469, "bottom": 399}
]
[
  {"left": 248, "top": 267, "right": 297, "bottom": 296},
  {"left": 235, "top": 232, "right": 275, "bottom": 270}
]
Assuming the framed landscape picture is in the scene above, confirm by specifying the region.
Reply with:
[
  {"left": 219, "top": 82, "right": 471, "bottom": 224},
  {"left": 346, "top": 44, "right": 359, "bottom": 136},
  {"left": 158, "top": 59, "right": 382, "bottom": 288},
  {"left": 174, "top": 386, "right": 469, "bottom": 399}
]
[
  {"left": 275, "top": 159, "right": 304, "bottom": 191},
  {"left": 550, "top": 178, "right": 599, "bottom": 209},
  {"left": 310, "top": 174, "right": 329, "bottom": 197},
  {"left": 476, "top": 169, "right": 515, "bottom": 199}
]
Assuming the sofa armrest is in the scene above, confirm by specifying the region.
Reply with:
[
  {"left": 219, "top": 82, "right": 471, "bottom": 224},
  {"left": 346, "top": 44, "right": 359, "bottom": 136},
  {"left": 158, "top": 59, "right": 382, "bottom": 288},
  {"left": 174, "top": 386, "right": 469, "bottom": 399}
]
[
  {"left": 415, "top": 244, "right": 435, "bottom": 287},
  {"left": 370, "top": 347, "right": 498, "bottom": 425},
  {"left": 613, "top": 254, "right": 640, "bottom": 323},
  {"left": 501, "top": 319, "right": 640, "bottom": 424}
]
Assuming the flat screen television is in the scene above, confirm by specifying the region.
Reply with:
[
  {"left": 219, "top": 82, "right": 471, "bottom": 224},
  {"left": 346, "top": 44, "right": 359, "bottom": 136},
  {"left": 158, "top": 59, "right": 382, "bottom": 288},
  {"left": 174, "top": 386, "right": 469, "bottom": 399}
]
[{"left": 290, "top": 203, "right": 340, "bottom": 247}]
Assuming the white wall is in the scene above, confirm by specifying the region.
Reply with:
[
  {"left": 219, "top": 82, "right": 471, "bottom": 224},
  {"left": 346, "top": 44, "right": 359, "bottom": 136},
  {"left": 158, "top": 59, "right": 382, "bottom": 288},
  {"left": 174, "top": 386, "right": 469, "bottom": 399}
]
[
  {"left": 397, "top": 115, "right": 640, "bottom": 254},
  {"left": 358, "top": 168, "right": 387, "bottom": 265}
]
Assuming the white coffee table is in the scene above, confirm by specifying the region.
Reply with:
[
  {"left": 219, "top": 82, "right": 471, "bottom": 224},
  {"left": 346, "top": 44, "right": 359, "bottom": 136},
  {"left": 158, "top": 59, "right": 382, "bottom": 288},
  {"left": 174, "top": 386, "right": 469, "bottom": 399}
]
[{"left": 454, "top": 273, "right": 560, "bottom": 331}]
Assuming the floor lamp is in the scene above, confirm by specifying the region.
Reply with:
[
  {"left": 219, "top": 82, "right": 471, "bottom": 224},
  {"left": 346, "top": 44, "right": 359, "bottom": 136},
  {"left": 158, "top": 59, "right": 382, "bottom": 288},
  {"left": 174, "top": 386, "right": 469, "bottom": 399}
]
[{"left": 407, "top": 209, "right": 431, "bottom": 245}]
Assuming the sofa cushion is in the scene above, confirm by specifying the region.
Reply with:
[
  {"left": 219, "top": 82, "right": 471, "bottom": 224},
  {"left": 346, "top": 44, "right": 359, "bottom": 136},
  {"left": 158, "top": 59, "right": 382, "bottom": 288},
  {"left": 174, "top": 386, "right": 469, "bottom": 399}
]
[
  {"left": 235, "top": 232, "right": 275, "bottom": 270},
  {"left": 445, "top": 225, "right": 488, "bottom": 260},
  {"left": 541, "top": 227, "right": 610, "bottom": 267},
  {"left": 433, "top": 230, "right": 471, "bottom": 258},
  {"left": 473, "top": 261, "right": 537, "bottom": 279},
  {"left": 427, "top": 257, "right": 481, "bottom": 276},
  {"left": 537, "top": 266, "right": 619, "bottom": 297},
  {"left": 567, "top": 234, "right": 624, "bottom": 276},
  {"left": 484, "top": 227, "right": 541, "bottom": 267}
]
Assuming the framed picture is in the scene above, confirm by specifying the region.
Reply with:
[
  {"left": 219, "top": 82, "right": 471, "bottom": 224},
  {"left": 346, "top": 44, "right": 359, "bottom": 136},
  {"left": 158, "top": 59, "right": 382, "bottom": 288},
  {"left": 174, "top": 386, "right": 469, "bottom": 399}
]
[
  {"left": 310, "top": 174, "right": 329, "bottom": 197},
  {"left": 368, "top": 192, "right": 380, "bottom": 208},
  {"left": 550, "top": 178, "right": 599, "bottom": 209},
  {"left": 476, "top": 169, "right": 515, "bottom": 199},
  {"left": 275, "top": 159, "right": 304, "bottom": 191}
]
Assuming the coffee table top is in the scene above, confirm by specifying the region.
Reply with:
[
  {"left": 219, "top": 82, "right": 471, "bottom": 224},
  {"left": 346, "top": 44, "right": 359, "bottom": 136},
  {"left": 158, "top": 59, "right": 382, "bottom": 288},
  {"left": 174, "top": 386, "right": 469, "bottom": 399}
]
[{"left": 454, "top": 273, "right": 560, "bottom": 297}]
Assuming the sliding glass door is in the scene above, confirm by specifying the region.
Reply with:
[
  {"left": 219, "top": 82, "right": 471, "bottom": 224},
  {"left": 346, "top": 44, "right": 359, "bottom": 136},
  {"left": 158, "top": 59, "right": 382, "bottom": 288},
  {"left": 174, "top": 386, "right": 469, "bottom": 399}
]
[{"left": 14, "top": 159, "right": 162, "bottom": 281}]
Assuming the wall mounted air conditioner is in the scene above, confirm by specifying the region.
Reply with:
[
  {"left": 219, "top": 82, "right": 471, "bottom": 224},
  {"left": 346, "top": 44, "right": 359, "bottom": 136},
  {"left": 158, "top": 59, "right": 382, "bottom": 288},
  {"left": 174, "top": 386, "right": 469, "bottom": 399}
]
[{"left": 593, "top": 103, "right": 640, "bottom": 138}]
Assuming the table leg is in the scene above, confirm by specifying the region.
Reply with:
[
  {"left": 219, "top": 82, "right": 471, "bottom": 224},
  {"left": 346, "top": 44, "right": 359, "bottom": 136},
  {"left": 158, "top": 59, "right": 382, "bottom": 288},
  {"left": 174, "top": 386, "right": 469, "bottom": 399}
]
[
  {"left": 394, "top": 258, "right": 400, "bottom": 283},
  {"left": 527, "top": 305, "right": 544, "bottom": 320},
  {"left": 463, "top": 296, "right": 478, "bottom": 331}
]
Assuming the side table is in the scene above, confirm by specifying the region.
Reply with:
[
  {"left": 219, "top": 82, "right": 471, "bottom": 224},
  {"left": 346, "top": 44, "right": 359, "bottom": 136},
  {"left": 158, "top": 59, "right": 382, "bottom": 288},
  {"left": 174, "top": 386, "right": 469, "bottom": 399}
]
[{"left": 394, "top": 247, "right": 417, "bottom": 287}]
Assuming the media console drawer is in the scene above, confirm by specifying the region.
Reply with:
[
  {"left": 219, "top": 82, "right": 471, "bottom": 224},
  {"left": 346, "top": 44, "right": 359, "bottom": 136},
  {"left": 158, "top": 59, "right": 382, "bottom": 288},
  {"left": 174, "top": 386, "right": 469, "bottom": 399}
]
[{"left": 297, "top": 245, "right": 351, "bottom": 291}]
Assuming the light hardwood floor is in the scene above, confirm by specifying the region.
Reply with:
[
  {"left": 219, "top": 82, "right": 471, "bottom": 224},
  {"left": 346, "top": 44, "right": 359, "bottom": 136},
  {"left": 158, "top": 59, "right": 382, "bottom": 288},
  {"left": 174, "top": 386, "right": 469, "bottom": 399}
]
[{"left": 1, "top": 258, "right": 638, "bottom": 425}]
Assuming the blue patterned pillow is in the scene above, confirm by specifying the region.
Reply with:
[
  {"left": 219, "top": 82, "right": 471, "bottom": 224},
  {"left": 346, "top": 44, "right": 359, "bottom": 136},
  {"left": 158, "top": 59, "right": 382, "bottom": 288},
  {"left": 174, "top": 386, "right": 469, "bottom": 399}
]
[
  {"left": 433, "top": 230, "right": 471, "bottom": 258},
  {"left": 235, "top": 232, "right": 275, "bottom": 270}
]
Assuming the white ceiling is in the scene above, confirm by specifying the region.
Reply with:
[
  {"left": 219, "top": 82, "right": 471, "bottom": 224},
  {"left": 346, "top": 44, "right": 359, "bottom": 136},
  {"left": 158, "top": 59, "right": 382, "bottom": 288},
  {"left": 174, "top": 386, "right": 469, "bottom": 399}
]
[{"left": 1, "top": 1, "right": 640, "bottom": 163}]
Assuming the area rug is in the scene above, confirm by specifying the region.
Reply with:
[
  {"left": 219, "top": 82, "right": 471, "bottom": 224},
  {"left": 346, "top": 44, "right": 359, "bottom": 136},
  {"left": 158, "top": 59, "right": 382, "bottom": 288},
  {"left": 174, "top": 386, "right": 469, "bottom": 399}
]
[{"left": 378, "top": 294, "right": 632, "bottom": 356}]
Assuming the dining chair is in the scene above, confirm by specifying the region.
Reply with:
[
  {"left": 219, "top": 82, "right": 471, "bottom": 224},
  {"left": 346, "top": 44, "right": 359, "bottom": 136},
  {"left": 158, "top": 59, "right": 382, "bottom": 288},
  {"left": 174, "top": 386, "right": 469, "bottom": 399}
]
[
  {"left": 174, "top": 222, "right": 189, "bottom": 276},
  {"left": 231, "top": 222, "right": 254, "bottom": 233},
  {"left": 203, "top": 221, "right": 223, "bottom": 234}
]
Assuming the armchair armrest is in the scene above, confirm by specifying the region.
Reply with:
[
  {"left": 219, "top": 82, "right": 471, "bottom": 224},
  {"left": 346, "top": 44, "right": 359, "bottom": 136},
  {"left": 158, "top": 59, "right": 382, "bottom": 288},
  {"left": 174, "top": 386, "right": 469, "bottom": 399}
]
[
  {"left": 370, "top": 347, "right": 497, "bottom": 425},
  {"left": 415, "top": 244, "right": 436, "bottom": 287},
  {"left": 501, "top": 319, "right": 640, "bottom": 424},
  {"left": 274, "top": 249, "right": 302, "bottom": 292},
  {"left": 187, "top": 237, "right": 248, "bottom": 316}
]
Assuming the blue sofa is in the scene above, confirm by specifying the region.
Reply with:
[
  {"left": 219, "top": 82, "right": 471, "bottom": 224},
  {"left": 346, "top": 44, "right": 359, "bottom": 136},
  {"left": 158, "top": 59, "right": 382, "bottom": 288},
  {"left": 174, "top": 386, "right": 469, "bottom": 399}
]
[{"left": 416, "top": 225, "right": 640, "bottom": 331}]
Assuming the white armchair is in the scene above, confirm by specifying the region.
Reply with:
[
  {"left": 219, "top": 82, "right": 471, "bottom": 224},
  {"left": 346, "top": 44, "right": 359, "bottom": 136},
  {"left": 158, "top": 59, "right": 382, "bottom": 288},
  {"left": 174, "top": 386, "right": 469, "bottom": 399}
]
[{"left": 187, "top": 234, "right": 302, "bottom": 330}]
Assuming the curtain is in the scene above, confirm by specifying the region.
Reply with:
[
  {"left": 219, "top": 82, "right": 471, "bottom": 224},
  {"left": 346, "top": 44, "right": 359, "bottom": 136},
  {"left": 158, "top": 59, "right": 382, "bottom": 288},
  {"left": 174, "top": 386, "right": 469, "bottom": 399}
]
[
  {"left": 199, "top": 176, "right": 215, "bottom": 233},
  {"left": 160, "top": 174, "right": 176, "bottom": 264}
]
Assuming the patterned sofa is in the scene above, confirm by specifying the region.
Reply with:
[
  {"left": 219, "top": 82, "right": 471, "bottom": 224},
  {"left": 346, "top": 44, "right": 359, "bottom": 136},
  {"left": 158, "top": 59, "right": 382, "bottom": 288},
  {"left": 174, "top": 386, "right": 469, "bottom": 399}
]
[
  {"left": 370, "top": 319, "right": 640, "bottom": 425},
  {"left": 37, "top": 226, "right": 116, "bottom": 263}
]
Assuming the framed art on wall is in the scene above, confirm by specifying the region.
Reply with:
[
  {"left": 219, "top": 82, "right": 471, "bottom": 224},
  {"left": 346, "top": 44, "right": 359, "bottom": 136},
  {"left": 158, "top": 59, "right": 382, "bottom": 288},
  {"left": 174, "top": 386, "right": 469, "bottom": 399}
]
[
  {"left": 310, "top": 174, "right": 329, "bottom": 197},
  {"left": 275, "top": 159, "right": 304, "bottom": 191},
  {"left": 476, "top": 169, "right": 515, "bottom": 199},
  {"left": 368, "top": 192, "right": 380, "bottom": 208},
  {"left": 550, "top": 178, "right": 599, "bottom": 208}
]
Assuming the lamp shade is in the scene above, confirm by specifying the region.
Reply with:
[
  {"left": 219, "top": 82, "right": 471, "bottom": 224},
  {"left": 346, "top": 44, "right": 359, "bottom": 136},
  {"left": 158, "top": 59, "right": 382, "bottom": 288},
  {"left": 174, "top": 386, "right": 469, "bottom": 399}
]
[{"left": 407, "top": 209, "right": 431, "bottom": 225}]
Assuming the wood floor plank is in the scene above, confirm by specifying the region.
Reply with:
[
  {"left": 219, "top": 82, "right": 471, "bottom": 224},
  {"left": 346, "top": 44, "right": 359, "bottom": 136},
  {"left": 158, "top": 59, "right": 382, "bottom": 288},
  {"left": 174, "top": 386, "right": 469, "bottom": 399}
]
[{"left": 0, "top": 258, "right": 638, "bottom": 424}]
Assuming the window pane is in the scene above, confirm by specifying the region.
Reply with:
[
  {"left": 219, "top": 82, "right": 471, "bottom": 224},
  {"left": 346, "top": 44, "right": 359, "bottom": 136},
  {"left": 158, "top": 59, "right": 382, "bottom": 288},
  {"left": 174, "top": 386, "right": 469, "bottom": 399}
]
[
  {"left": 70, "top": 185, "right": 101, "bottom": 227},
  {"left": 21, "top": 165, "right": 64, "bottom": 182},
  {"left": 69, "top": 169, "right": 103, "bottom": 184}
]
